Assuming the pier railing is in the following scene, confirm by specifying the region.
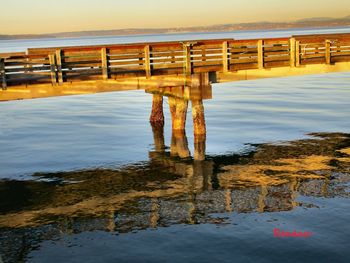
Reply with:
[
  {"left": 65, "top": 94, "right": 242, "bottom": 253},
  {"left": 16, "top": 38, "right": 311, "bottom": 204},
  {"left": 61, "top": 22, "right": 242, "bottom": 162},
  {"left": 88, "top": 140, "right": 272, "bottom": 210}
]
[{"left": 1, "top": 33, "right": 350, "bottom": 89}]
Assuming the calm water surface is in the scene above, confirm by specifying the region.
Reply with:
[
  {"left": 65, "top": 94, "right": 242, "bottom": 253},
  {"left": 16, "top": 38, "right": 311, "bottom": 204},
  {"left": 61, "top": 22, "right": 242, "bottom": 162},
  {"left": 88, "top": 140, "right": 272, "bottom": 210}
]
[{"left": 0, "top": 72, "right": 350, "bottom": 262}]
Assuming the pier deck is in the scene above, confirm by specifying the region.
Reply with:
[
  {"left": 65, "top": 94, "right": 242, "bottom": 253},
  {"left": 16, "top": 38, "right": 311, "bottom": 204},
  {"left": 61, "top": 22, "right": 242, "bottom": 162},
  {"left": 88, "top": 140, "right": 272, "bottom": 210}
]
[{"left": 1, "top": 33, "right": 350, "bottom": 101}]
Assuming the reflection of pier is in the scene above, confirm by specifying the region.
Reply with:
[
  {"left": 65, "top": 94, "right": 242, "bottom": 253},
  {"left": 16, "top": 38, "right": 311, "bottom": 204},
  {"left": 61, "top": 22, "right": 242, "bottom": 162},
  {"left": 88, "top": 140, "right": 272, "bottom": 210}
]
[
  {"left": 148, "top": 73, "right": 211, "bottom": 161},
  {"left": 1, "top": 132, "right": 349, "bottom": 262},
  {"left": 0, "top": 132, "right": 349, "bottom": 230}
]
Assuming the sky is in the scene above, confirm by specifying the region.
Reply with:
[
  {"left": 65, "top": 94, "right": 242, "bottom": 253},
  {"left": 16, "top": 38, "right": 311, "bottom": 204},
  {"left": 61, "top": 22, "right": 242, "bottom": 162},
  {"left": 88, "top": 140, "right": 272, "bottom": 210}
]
[{"left": 1, "top": 0, "right": 349, "bottom": 35}]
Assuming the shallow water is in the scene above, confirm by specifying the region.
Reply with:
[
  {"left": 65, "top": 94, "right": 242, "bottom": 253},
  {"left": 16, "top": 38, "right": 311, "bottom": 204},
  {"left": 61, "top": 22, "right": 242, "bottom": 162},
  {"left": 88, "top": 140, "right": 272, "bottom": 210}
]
[{"left": 0, "top": 72, "right": 350, "bottom": 262}]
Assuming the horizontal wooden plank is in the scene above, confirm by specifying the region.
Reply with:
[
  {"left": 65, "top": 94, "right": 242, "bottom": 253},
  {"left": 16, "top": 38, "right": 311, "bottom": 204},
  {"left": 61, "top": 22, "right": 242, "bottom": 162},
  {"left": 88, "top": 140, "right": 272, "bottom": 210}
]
[
  {"left": 264, "top": 55, "right": 289, "bottom": 62},
  {"left": 152, "top": 63, "right": 184, "bottom": 69},
  {"left": 109, "top": 60, "right": 144, "bottom": 66},
  {"left": 264, "top": 61, "right": 290, "bottom": 68},
  {"left": 230, "top": 57, "right": 257, "bottom": 64},
  {"left": 331, "top": 51, "right": 350, "bottom": 56},
  {"left": 264, "top": 50, "right": 290, "bottom": 56},
  {"left": 230, "top": 63, "right": 258, "bottom": 70},
  {"left": 109, "top": 53, "right": 144, "bottom": 60},
  {"left": 151, "top": 57, "right": 183, "bottom": 63},
  {"left": 301, "top": 53, "right": 325, "bottom": 59},
  {"left": 5, "top": 66, "right": 51, "bottom": 73},
  {"left": 263, "top": 45, "right": 289, "bottom": 52}
]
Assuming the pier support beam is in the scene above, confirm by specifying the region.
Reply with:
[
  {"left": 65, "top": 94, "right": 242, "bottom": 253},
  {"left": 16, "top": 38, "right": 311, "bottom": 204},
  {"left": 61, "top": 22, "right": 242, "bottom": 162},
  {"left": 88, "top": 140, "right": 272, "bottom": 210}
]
[
  {"left": 169, "top": 96, "right": 190, "bottom": 158},
  {"left": 257, "top": 40, "right": 264, "bottom": 69},
  {"left": 289, "top": 38, "right": 296, "bottom": 68},
  {"left": 169, "top": 98, "right": 188, "bottom": 133},
  {"left": 149, "top": 94, "right": 164, "bottom": 126},
  {"left": 192, "top": 100, "right": 206, "bottom": 136},
  {"left": 192, "top": 99, "right": 206, "bottom": 161},
  {"left": 325, "top": 40, "right": 331, "bottom": 65},
  {"left": 0, "top": 59, "right": 7, "bottom": 90}
]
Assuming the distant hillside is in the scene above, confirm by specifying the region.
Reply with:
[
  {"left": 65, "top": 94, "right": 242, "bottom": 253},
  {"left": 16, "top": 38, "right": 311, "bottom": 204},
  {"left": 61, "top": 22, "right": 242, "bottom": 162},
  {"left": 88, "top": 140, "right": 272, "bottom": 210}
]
[{"left": 1, "top": 15, "right": 350, "bottom": 40}]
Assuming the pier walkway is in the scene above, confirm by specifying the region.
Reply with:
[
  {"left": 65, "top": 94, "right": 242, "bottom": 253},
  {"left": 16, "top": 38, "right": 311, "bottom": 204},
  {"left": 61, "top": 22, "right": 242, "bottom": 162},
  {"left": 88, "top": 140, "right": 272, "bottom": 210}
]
[{"left": 1, "top": 33, "right": 350, "bottom": 101}]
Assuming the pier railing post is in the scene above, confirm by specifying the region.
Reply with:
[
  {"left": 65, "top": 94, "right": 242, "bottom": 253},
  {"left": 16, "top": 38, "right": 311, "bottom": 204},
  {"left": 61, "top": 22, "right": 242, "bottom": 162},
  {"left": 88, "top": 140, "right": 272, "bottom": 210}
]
[
  {"left": 222, "top": 41, "right": 229, "bottom": 73},
  {"left": 144, "top": 45, "right": 151, "bottom": 79},
  {"left": 55, "top": 49, "right": 63, "bottom": 85},
  {"left": 325, "top": 40, "right": 331, "bottom": 65},
  {"left": 184, "top": 44, "right": 192, "bottom": 75},
  {"left": 289, "top": 38, "right": 296, "bottom": 67},
  {"left": 257, "top": 40, "right": 264, "bottom": 69},
  {"left": 0, "top": 58, "right": 7, "bottom": 90},
  {"left": 48, "top": 54, "right": 57, "bottom": 85},
  {"left": 295, "top": 40, "right": 301, "bottom": 67},
  {"left": 101, "top": 47, "right": 109, "bottom": 80}
]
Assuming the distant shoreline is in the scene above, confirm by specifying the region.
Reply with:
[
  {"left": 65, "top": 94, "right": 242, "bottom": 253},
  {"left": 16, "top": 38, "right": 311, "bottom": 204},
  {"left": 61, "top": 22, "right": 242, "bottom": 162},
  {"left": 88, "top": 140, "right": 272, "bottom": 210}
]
[{"left": 1, "top": 15, "right": 350, "bottom": 41}]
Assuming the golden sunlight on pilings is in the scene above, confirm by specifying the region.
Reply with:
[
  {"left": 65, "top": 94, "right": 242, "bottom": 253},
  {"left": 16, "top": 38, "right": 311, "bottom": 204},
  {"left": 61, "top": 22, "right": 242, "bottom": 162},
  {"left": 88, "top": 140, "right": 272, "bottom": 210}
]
[{"left": 150, "top": 94, "right": 164, "bottom": 126}]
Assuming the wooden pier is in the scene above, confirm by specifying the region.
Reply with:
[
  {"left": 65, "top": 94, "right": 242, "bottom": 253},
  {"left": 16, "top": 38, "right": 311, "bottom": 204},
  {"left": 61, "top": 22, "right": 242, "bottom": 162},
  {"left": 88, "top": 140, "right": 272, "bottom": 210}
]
[{"left": 1, "top": 33, "right": 350, "bottom": 101}]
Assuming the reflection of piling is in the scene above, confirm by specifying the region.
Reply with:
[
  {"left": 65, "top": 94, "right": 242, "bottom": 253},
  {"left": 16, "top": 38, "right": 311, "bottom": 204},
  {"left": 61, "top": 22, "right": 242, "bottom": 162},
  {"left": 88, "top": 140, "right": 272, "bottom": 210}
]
[
  {"left": 194, "top": 134, "right": 206, "bottom": 161},
  {"left": 171, "top": 130, "right": 191, "bottom": 158},
  {"left": 151, "top": 122, "right": 165, "bottom": 152},
  {"left": 192, "top": 99, "right": 206, "bottom": 161},
  {"left": 150, "top": 94, "right": 164, "bottom": 126}
]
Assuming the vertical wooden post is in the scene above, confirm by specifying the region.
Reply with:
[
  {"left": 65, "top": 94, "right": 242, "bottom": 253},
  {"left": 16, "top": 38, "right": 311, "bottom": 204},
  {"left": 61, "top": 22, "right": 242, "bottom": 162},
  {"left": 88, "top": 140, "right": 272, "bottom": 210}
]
[
  {"left": 201, "top": 47, "right": 206, "bottom": 62},
  {"left": 184, "top": 44, "right": 192, "bottom": 75},
  {"left": 144, "top": 45, "right": 151, "bottom": 79},
  {"left": 171, "top": 51, "right": 176, "bottom": 64},
  {"left": 289, "top": 38, "right": 296, "bottom": 68},
  {"left": 325, "top": 40, "right": 331, "bottom": 65},
  {"left": 48, "top": 54, "right": 57, "bottom": 85},
  {"left": 192, "top": 100, "right": 206, "bottom": 136},
  {"left": 295, "top": 40, "right": 301, "bottom": 67},
  {"left": 150, "top": 94, "right": 164, "bottom": 126},
  {"left": 101, "top": 47, "right": 109, "bottom": 80},
  {"left": 55, "top": 49, "right": 63, "bottom": 85},
  {"left": 222, "top": 41, "right": 229, "bottom": 73},
  {"left": 173, "top": 98, "right": 188, "bottom": 133},
  {"left": 257, "top": 39, "right": 264, "bottom": 69},
  {"left": 0, "top": 58, "right": 7, "bottom": 90}
]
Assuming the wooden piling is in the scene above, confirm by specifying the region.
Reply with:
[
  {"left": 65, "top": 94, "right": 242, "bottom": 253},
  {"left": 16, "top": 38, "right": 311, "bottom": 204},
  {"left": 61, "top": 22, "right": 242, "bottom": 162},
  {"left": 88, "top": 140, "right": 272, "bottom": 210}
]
[
  {"left": 101, "top": 47, "right": 109, "bottom": 80},
  {"left": 184, "top": 44, "right": 192, "bottom": 75},
  {"left": 0, "top": 58, "right": 6, "bottom": 90},
  {"left": 55, "top": 49, "right": 63, "bottom": 85},
  {"left": 325, "top": 40, "right": 331, "bottom": 65},
  {"left": 222, "top": 41, "right": 229, "bottom": 73},
  {"left": 295, "top": 40, "right": 301, "bottom": 67},
  {"left": 144, "top": 45, "right": 151, "bottom": 79},
  {"left": 257, "top": 40, "right": 264, "bottom": 69},
  {"left": 192, "top": 100, "right": 206, "bottom": 136},
  {"left": 289, "top": 38, "right": 296, "bottom": 67},
  {"left": 150, "top": 94, "right": 164, "bottom": 126},
  {"left": 48, "top": 54, "right": 57, "bottom": 85},
  {"left": 173, "top": 98, "right": 188, "bottom": 133}
]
